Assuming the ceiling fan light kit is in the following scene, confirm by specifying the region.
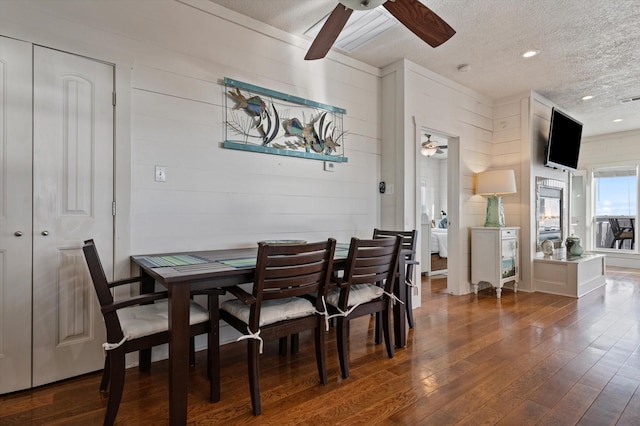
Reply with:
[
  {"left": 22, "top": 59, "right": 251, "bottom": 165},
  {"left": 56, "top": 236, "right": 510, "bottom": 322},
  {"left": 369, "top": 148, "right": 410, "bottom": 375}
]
[
  {"left": 305, "top": 0, "right": 455, "bottom": 60},
  {"left": 420, "top": 134, "right": 446, "bottom": 157},
  {"left": 421, "top": 143, "right": 438, "bottom": 157}
]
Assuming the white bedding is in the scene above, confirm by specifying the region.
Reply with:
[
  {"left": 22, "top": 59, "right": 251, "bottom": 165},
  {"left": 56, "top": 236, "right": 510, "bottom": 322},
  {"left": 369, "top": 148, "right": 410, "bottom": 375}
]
[{"left": 431, "top": 228, "right": 448, "bottom": 258}]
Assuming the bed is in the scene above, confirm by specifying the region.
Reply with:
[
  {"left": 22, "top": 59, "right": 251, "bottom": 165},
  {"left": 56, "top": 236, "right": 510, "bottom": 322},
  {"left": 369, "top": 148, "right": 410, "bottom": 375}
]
[{"left": 430, "top": 228, "right": 448, "bottom": 272}]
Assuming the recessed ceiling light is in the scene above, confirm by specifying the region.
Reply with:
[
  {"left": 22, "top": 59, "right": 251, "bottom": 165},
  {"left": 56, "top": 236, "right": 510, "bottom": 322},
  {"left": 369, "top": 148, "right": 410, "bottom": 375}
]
[
  {"left": 522, "top": 50, "right": 539, "bottom": 58},
  {"left": 581, "top": 95, "right": 594, "bottom": 101},
  {"left": 613, "top": 118, "right": 623, "bottom": 122}
]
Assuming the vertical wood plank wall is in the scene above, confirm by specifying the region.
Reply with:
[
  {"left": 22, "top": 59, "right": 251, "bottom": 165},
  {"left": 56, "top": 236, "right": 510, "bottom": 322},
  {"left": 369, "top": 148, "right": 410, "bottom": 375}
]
[{"left": 382, "top": 60, "right": 495, "bottom": 295}]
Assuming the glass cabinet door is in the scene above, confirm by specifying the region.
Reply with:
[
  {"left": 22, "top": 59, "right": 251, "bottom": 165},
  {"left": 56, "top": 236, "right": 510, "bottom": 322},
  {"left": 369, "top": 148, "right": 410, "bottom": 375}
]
[{"left": 501, "top": 239, "right": 517, "bottom": 279}]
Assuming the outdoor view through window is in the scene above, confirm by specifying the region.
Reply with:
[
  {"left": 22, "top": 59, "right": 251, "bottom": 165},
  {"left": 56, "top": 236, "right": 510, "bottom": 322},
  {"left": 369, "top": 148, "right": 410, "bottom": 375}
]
[{"left": 594, "top": 168, "right": 637, "bottom": 250}]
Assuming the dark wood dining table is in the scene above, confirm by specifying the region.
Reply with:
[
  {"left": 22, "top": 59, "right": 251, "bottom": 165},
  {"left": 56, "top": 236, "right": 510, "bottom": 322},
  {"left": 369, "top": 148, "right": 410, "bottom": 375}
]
[{"left": 130, "top": 244, "right": 410, "bottom": 425}]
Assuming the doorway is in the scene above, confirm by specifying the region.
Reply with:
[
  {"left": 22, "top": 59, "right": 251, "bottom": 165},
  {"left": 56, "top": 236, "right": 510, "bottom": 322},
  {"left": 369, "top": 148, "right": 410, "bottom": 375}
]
[
  {"left": 419, "top": 131, "right": 449, "bottom": 277},
  {"left": 414, "top": 123, "right": 461, "bottom": 296}
]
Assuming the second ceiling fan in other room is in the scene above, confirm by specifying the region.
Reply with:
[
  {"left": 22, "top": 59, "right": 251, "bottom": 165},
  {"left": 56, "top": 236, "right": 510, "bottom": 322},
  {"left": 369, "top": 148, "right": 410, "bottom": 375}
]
[
  {"left": 421, "top": 134, "right": 447, "bottom": 157},
  {"left": 305, "top": 0, "right": 456, "bottom": 60}
]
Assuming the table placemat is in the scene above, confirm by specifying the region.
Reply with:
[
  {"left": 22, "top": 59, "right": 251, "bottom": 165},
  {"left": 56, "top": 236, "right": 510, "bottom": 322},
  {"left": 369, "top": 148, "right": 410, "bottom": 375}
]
[
  {"left": 217, "top": 257, "right": 257, "bottom": 269},
  {"left": 138, "top": 254, "right": 211, "bottom": 268},
  {"left": 335, "top": 243, "right": 350, "bottom": 259}
]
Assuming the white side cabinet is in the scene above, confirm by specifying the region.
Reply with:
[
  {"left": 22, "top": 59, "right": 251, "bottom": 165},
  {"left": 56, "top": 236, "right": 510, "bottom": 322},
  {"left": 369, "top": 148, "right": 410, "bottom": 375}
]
[{"left": 471, "top": 227, "right": 520, "bottom": 298}]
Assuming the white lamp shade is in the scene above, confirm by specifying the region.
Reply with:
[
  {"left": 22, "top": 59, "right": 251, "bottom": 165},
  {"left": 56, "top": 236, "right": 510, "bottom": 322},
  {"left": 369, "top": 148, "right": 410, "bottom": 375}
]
[{"left": 476, "top": 170, "right": 517, "bottom": 195}]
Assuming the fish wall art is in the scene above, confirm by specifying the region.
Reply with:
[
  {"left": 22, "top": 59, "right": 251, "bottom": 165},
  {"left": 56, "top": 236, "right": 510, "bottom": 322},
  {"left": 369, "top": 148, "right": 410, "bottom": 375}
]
[{"left": 223, "top": 78, "right": 348, "bottom": 162}]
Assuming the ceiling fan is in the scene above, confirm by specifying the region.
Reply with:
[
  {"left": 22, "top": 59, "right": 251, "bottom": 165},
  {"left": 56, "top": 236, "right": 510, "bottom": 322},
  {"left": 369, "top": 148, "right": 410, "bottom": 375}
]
[
  {"left": 305, "top": 0, "right": 455, "bottom": 60},
  {"left": 421, "top": 134, "right": 447, "bottom": 157}
]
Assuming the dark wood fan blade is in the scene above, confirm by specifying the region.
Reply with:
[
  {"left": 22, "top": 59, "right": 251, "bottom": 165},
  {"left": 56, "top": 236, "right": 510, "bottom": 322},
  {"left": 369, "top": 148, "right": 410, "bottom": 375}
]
[
  {"left": 305, "top": 4, "right": 354, "bottom": 60},
  {"left": 383, "top": 0, "right": 455, "bottom": 48}
]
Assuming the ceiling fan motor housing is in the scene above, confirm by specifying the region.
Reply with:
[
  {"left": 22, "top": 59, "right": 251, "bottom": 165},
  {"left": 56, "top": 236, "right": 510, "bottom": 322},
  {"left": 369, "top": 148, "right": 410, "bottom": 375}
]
[{"left": 340, "top": 0, "right": 387, "bottom": 10}]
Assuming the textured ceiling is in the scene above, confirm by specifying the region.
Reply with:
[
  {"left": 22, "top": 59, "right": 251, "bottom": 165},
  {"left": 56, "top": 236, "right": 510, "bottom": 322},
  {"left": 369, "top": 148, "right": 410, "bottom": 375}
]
[{"left": 208, "top": 0, "right": 640, "bottom": 137}]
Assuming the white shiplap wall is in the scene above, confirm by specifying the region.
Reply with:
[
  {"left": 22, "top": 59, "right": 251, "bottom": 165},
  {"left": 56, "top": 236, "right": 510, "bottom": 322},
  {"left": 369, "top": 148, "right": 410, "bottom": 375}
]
[
  {"left": 126, "top": 1, "right": 383, "bottom": 254},
  {"left": 381, "top": 59, "right": 495, "bottom": 296},
  {"left": 492, "top": 95, "right": 527, "bottom": 290}
]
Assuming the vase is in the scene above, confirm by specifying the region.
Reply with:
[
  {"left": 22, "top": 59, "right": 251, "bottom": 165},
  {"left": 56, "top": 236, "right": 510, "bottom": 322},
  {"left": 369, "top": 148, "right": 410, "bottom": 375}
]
[
  {"left": 541, "top": 240, "right": 554, "bottom": 256},
  {"left": 570, "top": 241, "right": 584, "bottom": 257},
  {"left": 565, "top": 234, "right": 580, "bottom": 253}
]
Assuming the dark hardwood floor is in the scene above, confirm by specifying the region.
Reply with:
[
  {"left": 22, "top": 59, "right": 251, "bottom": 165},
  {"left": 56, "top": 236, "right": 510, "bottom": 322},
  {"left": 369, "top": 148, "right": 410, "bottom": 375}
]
[{"left": 2, "top": 267, "right": 640, "bottom": 425}]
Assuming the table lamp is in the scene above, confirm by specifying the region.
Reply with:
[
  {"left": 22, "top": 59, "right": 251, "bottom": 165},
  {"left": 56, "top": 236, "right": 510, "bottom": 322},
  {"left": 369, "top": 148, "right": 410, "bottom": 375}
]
[{"left": 476, "top": 169, "right": 517, "bottom": 227}]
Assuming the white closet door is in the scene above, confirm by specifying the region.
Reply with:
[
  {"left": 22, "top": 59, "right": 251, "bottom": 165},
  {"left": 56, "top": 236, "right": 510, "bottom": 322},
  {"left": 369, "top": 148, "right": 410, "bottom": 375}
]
[
  {"left": 32, "top": 46, "right": 114, "bottom": 386},
  {"left": 0, "top": 36, "right": 33, "bottom": 394}
]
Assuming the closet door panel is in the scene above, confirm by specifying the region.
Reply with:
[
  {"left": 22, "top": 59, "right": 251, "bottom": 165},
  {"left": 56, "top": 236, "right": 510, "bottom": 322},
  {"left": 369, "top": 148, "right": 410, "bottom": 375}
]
[
  {"left": 32, "top": 46, "right": 113, "bottom": 386},
  {"left": 0, "top": 36, "right": 33, "bottom": 395}
]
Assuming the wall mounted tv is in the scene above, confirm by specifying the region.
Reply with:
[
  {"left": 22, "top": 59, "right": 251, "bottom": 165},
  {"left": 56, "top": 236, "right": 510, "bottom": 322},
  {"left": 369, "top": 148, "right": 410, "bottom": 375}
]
[{"left": 544, "top": 107, "right": 583, "bottom": 172}]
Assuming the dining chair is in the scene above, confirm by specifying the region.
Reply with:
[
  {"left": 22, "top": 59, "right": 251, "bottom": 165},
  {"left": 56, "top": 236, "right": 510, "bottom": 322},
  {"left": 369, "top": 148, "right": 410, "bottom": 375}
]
[
  {"left": 219, "top": 239, "right": 336, "bottom": 415},
  {"left": 82, "top": 239, "right": 224, "bottom": 426},
  {"left": 326, "top": 236, "right": 402, "bottom": 379},
  {"left": 372, "top": 228, "right": 418, "bottom": 328}
]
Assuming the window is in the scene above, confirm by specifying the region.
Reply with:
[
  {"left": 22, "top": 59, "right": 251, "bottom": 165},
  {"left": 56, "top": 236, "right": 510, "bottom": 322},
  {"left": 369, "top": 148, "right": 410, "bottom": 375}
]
[{"left": 592, "top": 166, "right": 637, "bottom": 250}]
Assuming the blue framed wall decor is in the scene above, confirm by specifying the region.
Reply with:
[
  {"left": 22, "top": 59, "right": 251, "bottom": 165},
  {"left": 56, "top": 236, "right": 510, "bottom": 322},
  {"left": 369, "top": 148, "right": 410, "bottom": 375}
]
[{"left": 223, "top": 77, "right": 348, "bottom": 163}]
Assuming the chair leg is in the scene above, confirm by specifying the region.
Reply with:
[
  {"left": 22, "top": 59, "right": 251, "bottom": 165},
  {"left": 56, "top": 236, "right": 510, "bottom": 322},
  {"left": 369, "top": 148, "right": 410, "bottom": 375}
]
[
  {"left": 291, "top": 333, "right": 299, "bottom": 354},
  {"left": 248, "top": 339, "right": 262, "bottom": 415},
  {"left": 337, "top": 317, "right": 350, "bottom": 379},
  {"left": 374, "top": 312, "right": 382, "bottom": 344},
  {"left": 104, "top": 349, "right": 126, "bottom": 426},
  {"left": 406, "top": 282, "right": 415, "bottom": 329},
  {"left": 139, "top": 348, "right": 151, "bottom": 372},
  {"left": 189, "top": 337, "right": 196, "bottom": 367},
  {"left": 382, "top": 306, "right": 395, "bottom": 359},
  {"left": 314, "top": 323, "right": 328, "bottom": 384},
  {"left": 100, "top": 354, "right": 110, "bottom": 392},
  {"left": 208, "top": 293, "right": 221, "bottom": 403},
  {"left": 279, "top": 336, "right": 288, "bottom": 355}
]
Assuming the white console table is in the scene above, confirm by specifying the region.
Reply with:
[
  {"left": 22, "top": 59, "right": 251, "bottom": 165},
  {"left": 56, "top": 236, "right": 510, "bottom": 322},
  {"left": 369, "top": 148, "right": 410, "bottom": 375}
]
[{"left": 533, "top": 251, "right": 606, "bottom": 298}]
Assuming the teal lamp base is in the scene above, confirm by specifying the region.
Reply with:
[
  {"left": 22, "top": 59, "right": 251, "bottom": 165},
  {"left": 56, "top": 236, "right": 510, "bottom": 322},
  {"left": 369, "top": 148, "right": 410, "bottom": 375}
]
[{"left": 484, "top": 196, "right": 506, "bottom": 227}]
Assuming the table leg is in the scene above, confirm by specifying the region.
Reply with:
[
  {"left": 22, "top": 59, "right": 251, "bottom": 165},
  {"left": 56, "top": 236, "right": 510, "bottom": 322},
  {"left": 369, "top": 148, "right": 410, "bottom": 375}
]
[
  {"left": 139, "top": 272, "right": 155, "bottom": 371},
  {"left": 168, "top": 283, "right": 191, "bottom": 425},
  {"left": 393, "top": 260, "right": 407, "bottom": 348}
]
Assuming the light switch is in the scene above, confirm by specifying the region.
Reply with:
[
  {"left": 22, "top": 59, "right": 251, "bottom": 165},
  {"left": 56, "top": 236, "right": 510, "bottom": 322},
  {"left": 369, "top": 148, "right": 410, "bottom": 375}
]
[
  {"left": 155, "top": 166, "right": 166, "bottom": 182},
  {"left": 386, "top": 184, "right": 394, "bottom": 195}
]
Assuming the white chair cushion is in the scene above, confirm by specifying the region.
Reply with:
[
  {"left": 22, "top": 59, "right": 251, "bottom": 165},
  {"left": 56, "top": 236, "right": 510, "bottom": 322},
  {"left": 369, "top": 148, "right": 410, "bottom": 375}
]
[
  {"left": 326, "top": 284, "right": 384, "bottom": 308},
  {"left": 221, "top": 297, "right": 316, "bottom": 327},
  {"left": 118, "top": 300, "right": 209, "bottom": 340}
]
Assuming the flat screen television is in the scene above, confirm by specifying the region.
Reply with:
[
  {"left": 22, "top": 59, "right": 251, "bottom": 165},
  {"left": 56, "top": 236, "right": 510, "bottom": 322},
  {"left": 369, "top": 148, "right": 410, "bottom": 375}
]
[{"left": 544, "top": 107, "right": 583, "bottom": 172}]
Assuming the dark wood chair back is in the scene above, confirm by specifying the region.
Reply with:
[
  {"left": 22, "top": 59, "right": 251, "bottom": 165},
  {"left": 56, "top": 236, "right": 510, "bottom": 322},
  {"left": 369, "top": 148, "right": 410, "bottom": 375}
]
[
  {"left": 372, "top": 228, "right": 418, "bottom": 327},
  {"left": 372, "top": 228, "right": 417, "bottom": 253},
  {"left": 82, "top": 239, "right": 219, "bottom": 425},
  {"left": 220, "top": 238, "right": 337, "bottom": 415},
  {"left": 339, "top": 236, "right": 402, "bottom": 309},
  {"left": 83, "top": 239, "right": 125, "bottom": 343},
  {"left": 331, "top": 236, "right": 402, "bottom": 378},
  {"left": 249, "top": 239, "right": 337, "bottom": 329}
]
